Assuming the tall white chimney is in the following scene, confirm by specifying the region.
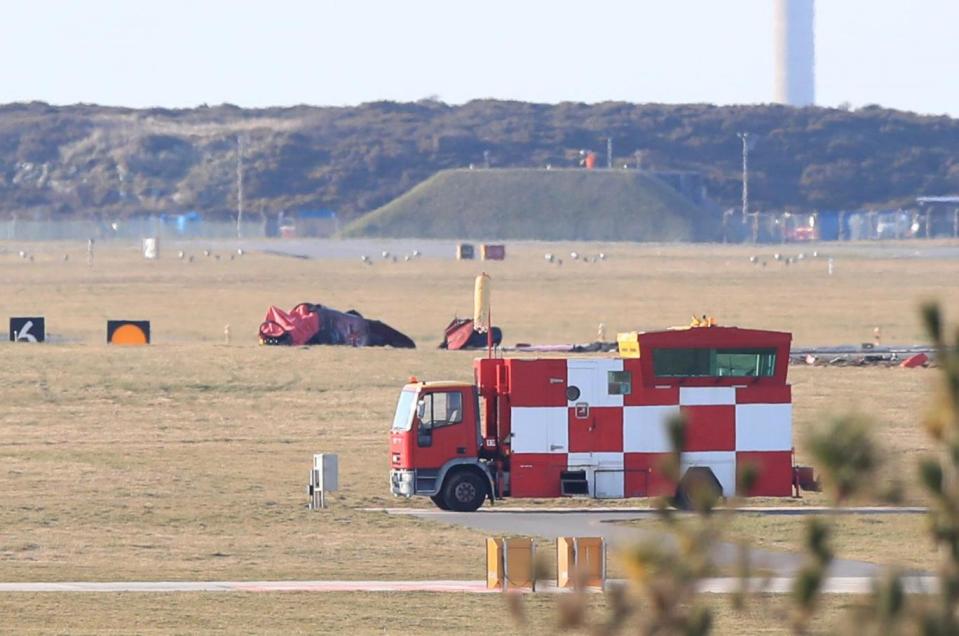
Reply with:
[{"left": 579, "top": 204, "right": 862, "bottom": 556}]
[{"left": 774, "top": 0, "right": 815, "bottom": 106}]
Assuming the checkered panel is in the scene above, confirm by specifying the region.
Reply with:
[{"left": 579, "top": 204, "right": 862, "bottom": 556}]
[
  {"left": 679, "top": 387, "right": 737, "bottom": 405},
  {"left": 568, "top": 406, "right": 623, "bottom": 453},
  {"left": 507, "top": 360, "right": 793, "bottom": 500},
  {"left": 680, "top": 405, "right": 735, "bottom": 451},
  {"left": 681, "top": 451, "right": 737, "bottom": 496},
  {"left": 626, "top": 385, "right": 680, "bottom": 406},
  {"left": 511, "top": 453, "right": 565, "bottom": 498},
  {"left": 623, "top": 405, "right": 680, "bottom": 452},
  {"left": 624, "top": 452, "right": 674, "bottom": 497},
  {"left": 735, "top": 385, "right": 791, "bottom": 404},
  {"left": 736, "top": 403, "right": 792, "bottom": 451},
  {"left": 567, "top": 359, "right": 624, "bottom": 408},
  {"left": 507, "top": 359, "right": 568, "bottom": 406},
  {"left": 567, "top": 452, "right": 625, "bottom": 498},
  {"left": 510, "top": 407, "right": 568, "bottom": 453},
  {"left": 737, "top": 451, "right": 793, "bottom": 496},
  {"left": 567, "top": 451, "right": 624, "bottom": 468}
]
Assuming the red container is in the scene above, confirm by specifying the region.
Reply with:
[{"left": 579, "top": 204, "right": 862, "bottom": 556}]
[{"left": 481, "top": 244, "right": 506, "bottom": 260}]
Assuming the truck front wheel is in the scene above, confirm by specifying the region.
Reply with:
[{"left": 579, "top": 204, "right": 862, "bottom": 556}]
[{"left": 441, "top": 471, "right": 487, "bottom": 512}]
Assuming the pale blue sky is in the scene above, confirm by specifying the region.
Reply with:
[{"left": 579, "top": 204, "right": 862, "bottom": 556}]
[{"left": 1, "top": 0, "right": 957, "bottom": 115}]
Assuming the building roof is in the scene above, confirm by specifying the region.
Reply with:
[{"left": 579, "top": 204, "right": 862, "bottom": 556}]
[{"left": 917, "top": 196, "right": 959, "bottom": 204}]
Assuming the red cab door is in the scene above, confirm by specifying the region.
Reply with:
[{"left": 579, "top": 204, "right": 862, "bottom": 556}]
[{"left": 413, "top": 388, "right": 477, "bottom": 469}]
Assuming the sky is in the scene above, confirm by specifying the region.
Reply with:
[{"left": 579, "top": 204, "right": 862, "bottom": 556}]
[{"left": 1, "top": 0, "right": 957, "bottom": 116}]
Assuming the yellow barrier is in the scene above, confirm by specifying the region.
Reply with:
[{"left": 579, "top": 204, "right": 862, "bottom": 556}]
[
  {"left": 486, "top": 537, "right": 535, "bottom": 591},
  {"left": 556, "top": 537, "right": 606, "bottom": 589}
]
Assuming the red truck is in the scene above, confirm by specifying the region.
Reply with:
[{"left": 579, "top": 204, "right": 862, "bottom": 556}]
[{"left": 390, "top": 326, "right": 809, "bottom": 511}]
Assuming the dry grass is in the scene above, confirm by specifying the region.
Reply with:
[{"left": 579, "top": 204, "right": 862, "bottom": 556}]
[
  {"left": 721, "top": 513, "right": 935, "bottom": 573},
  {"left": 0, "top": 591, "right": 864, "bottom": 635},
  {"left": 0, "top": 239, "right": 957, "bottom": 631}
]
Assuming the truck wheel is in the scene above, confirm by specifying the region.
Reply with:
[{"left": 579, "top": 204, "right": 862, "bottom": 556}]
[
  {"left": 430, "top": 494, "right": 451, "bottom": 511},
  {"left": 441, "top": 471, "right": 487, "bottom": 512}
]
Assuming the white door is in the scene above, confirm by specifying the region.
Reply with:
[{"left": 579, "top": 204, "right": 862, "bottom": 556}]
[
  {"left": 567, "top": 359, "right": 624, "bottom": 408},
  {"left": 511, "top": 407, "right": 568, "bottom": 454},
  {"left": 594, "top": 469, "right": 625, "bottom": 498}
]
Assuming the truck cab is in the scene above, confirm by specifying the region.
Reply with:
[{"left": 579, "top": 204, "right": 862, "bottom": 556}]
[{"left": 389, "top": 380, "right": 492, "bottom": 511}]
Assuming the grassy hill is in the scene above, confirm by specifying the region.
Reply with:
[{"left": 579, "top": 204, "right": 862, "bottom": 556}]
[{"left": 340, "top": 168, "right": 715, "bottom": 241}]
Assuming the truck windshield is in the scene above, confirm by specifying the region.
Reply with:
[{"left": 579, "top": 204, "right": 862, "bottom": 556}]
[{"left": 391, "top": 389, "right": 418, "bottom": 431}]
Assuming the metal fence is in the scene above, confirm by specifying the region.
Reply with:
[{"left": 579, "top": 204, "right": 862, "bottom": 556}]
[{"left": 1, "top": 217, "right": 267, "bottom": 241}]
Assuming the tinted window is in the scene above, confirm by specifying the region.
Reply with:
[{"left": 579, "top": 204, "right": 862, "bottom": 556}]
[
  {"left": 607, "top": 371, "right": 632, "bottom": 395},
  {"left": 653, "top": 348, "right": 776, "bottom": 377},
  {"left": 653, "top": 348, "right": 712, "bottom": 377}
]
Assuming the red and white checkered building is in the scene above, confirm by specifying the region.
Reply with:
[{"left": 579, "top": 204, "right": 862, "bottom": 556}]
[{"left": 477, "top": 327, "right": 794, "bottom": 500}]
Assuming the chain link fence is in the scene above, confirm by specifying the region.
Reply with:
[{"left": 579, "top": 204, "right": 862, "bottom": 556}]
[{"left": 1, "top": 217, "right": 267, "bottom": 241}]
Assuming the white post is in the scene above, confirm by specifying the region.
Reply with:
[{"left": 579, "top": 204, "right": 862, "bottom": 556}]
[
  {"left": 601, "top": 539, "right": 607, "bottom": 592},
  {"left": 502, "top": 540, "right": 509, "bottom": 593}
]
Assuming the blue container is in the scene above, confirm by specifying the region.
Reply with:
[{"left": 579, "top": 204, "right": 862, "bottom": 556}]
[{"left": 817, "top": 211, "right": 840, "bottom": 241}]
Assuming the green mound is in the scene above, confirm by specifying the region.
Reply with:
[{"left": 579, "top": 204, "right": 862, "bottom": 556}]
[{"left": 340, "top": 169, "right": 717, "bottom": 241}]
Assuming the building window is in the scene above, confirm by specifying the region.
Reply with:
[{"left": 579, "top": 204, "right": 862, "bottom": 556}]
[
  {"left": 652, "top": 348, "right": 777, "bottom": 378},
  {"left": 607, "top": 371, "right": 632, "bottom": 395}
]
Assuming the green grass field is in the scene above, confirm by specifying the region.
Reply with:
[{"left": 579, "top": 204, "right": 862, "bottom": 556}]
[{"left": 1, "top": 239, "right": 957, "bottom": 633}]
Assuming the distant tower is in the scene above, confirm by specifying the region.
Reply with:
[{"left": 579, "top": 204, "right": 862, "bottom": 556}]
[{"left": 774, "top": 0, "right": 815, "bottom": 106}]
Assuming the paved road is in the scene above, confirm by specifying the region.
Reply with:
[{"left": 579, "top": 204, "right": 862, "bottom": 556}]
[{"left": 376, "top": 506, "right": 927, "bottom": 578}]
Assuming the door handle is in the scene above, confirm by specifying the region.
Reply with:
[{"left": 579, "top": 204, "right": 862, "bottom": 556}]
[{"left": 550, "top": 444, "right": 565, "bottom": 451}]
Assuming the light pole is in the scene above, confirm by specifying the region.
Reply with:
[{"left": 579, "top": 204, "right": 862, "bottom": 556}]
[
  {"left": 736, "top": 132, "right": 750, "bottom": 221},
  {"left": 236, "top": 135, "right": 244, "bottom": 239}
]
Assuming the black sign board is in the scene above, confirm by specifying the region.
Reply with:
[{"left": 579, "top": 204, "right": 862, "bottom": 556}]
[{"left": 9, "top": 317, "right": 45, "bottom": 342}]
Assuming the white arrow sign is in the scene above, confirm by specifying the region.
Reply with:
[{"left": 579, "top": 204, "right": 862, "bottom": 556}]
[{"left": 14, "top": 320, "right": 37, "bottom": 342}]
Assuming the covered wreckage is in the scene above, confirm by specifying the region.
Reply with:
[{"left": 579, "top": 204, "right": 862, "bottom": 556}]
[
  {"left": 439, "top": 318, "right": 503, "bottom": 350},
  {"left": 259, "top": 303, "right": 415, "bottom": 348}
]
